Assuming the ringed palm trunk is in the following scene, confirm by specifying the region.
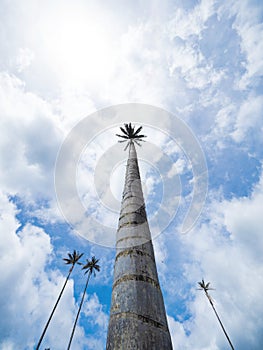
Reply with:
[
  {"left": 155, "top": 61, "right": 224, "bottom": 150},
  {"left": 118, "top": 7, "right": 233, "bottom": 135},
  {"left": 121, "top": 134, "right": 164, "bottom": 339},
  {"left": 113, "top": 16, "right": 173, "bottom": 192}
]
[
  {"left": 67, "top": 271, "right": 91, "bottom": 350},
  {"left": 36, "top": 265, "right": 74, "bottom": 350},
  {"left": 106, "top": 140, "right": 172, "bottom": 349}
]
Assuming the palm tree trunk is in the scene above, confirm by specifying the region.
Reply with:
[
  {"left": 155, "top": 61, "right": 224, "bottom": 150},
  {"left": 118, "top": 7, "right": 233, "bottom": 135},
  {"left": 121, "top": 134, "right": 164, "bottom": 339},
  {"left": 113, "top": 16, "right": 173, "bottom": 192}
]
[
  {"left": 67, "top": 271, "right": 91, "bottom": 350},
  {"left": 36, "top": 266, "right": 74, "bottom": 350},
  {"left": 207, "top": 293, "right": 235, "bottom": 350}
]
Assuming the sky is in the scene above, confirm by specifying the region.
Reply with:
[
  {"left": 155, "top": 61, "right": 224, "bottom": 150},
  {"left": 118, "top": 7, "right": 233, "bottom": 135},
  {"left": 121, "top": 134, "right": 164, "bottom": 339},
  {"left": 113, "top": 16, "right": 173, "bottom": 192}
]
[{"left": 0, "top": 0, "right": 263, "bottom": 349}]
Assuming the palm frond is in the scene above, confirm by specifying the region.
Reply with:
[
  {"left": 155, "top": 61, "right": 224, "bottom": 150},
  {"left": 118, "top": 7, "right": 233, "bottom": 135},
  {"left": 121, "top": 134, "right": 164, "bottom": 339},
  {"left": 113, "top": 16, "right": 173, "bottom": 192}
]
[
  {"left": 133, "top": 125, "right": 143, "bottom": 136},
  {"left": 63, "top": 259, "right": 71, "bottom": 264},
  {"left": 120, "top": 126, "right": 129, "bottom": 136},
  {"left": 198, "top": 279, "right": 215, "bottom": 293},
  {"left": 198, "top": 281, "right": 205, "bottom": 288},
  {"left": 126, "top": 123, "right": 133, "bottom": 136},
  {"left": 134, "top": 134, "right": 147, "bottom": 139},
  {"left": 116, "top": 123, "right": 147, "bottom": 141},
  {"left": 116, "top": 134, "right": 128, "bottom": 139},
  {"left": 63, "top": 250, "right": 83, "bottom": 265},
  {"left": 124, "top": 142, "right": 130, "bottom": 151},
  {"left": 82, "top": 256, "right": 100, "bottom": 277},
  {"left": 134, "top": 139, "right": 142, "bottom": 147}
]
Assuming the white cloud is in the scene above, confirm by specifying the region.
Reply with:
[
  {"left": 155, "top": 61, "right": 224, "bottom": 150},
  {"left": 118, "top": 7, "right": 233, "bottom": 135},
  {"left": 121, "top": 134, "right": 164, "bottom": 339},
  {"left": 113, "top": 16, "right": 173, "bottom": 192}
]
[
  {"left": 167, "top": 158, "right": 186, "bottom": 178},
  {"left": 0, "top": 0, "right": 263, "bottom": 348},
  {"left": 231, "top": 95, "right": 263, "bottom": 142},
  {"left": 167, "top": 315, "right": 189, "bottom": 350},
  {"left": 218, "top": 0, "right": 263, "bottom": 89},
  {"left": 163, "top": 169, "right": 263, "bottom": 349},
  {"left": 0, "top": 72, "right": 62, "bottom": 200},
  {"left": 213, "top": 103, "right": 237, "bottom": 142},
  {"left": 167, "top": 0, "right": 215, "bottom": 40},
  {"left": 238, "top": 22, "right": 263, "bottom": 88},
  {"left": 0, "top": 192, "right": 86, "bottom": 350},
  {"left": 167, "top": 2, "right": 227, "bottom": 92},
  {"left": 221, "top": 169, "right": 263, "bottom": 260},
  {"left": 52, "top": 88, "right": 97, "bottom": 131},
  {"left": 169, "top": 42, "right": 203, "bottom": 75},
  {"left": 208, "top": 93, "right": 263, "bottom": 150},
  {"left": 83, "top": 293, "right": 108, "bottom": 329}
]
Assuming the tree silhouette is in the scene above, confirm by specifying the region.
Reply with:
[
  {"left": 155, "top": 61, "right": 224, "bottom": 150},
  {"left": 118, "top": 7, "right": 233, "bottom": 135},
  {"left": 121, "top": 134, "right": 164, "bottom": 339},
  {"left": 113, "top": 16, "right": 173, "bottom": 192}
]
[
  {"left": 67, "top": 256, "right": 100, "bottom": 350},
  {"left": 36, "top": 250, "right": 83, "bottom": 350},
  {"left": 198, "top": 279, "right": 235, "bottom": 350},
  {"left": 116, "top": 122, "right": 147, "bottom": 150}
]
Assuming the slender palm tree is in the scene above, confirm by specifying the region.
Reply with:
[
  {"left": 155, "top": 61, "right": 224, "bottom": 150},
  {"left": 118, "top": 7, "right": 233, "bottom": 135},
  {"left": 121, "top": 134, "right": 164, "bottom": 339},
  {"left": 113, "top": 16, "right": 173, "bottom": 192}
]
[
  {"left": 198, "top": 279, "right": 235, "bottom": 350},
  {"left": 36, "top": 250, "right": 83, "bottom": 350},
  {"left": 116, "top": 122, "right": 147, "bottom": 150},
  {"left": 67, "top": 256, "right": 100, "bottom": 350}
]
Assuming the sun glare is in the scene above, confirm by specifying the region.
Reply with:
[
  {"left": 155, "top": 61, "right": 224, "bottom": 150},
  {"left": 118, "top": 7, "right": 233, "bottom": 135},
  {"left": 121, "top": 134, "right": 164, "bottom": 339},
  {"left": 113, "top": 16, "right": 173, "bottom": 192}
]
[{"left": 42, "top": 7, "right": 115, "bottom": 86}]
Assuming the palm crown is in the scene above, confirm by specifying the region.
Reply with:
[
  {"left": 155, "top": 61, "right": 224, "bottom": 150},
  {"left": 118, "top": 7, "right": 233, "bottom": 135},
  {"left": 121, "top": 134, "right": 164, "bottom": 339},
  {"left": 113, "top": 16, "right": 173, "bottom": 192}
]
[
  {"left": 198, "top": 279, "right": 215, "bottom": 304},
  {"left": 36, "top": 250, "right": 84, "bottom": 350},
  {"left": 116, "top": 123, "right": 147, "bottom": 149},
  {"left": 63, "top": 250, "right": 83, "bottom": 266},
  {"left": 82, "top": 256, "right": 100, "bottom": 277},
  {"left": 198, "top": 279, "right": 213, "bottom": 293},
  {"left": 197, "top": 279, "right": 235, "bottom": 349}
]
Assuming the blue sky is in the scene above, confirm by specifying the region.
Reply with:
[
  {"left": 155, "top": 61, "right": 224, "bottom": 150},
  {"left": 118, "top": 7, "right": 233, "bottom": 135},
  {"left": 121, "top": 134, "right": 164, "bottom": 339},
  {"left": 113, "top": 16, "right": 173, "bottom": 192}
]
[{"left": 0, "top": 0, "right": 263, "bottom": 349}]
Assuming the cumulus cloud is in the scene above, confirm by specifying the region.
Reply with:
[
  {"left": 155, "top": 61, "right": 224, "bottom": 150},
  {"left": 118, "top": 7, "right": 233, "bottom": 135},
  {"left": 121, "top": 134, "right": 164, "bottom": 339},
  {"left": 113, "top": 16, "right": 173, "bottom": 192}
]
[
  {"left": 0, "top": 72, "right": 62, "bottom": 200},
  {"left": 221, "top": 169, "right": 263, "bottom": 261},
  {"left": 161, "top": 168, "right": 263, "bottom": 349},
  {"left": 228, "top": 1, "right": 263, "bottom": 89},
  {"left": 167, "top": 158, "right": 186, "bottom": 178},
  {"left": 231, "top": 95, "right": 263, "bottom": 143},
  {"left": 83, "top": 293, "right": 109, "bottom": 329},
  {"left": 0, "top": 192, "right": 67, "bottom": 348},
  {"left": 167, "top": 0, "right": 215, "bottom": 40},
  {"left": 0, "top": 0, "right": 263, "bottom": 348},
  {"left": 0, "top": 191, "right": 109, "bottom": 349}
]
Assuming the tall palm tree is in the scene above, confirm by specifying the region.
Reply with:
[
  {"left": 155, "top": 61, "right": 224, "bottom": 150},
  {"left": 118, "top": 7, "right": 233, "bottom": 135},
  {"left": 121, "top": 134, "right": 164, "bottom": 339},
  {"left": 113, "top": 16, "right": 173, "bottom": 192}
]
[
  {"left": 116, "top": 122, "right": 147, "bottom": 150},
  {"left": 36, "top": 250, "right": 83, "bottom": 350},
  {"left": 67, "top": 256, "right": 100, "bottom": 350},
  {"left": 198, "top": 279, "right": 235, "bottom": 350}
]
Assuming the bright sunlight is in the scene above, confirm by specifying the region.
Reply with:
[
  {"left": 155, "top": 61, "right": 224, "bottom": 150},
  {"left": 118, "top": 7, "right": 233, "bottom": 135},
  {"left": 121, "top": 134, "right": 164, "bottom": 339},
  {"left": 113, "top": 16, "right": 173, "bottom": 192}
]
[{"left": 41, "top": 4, "right": 116, "bottom": 87}]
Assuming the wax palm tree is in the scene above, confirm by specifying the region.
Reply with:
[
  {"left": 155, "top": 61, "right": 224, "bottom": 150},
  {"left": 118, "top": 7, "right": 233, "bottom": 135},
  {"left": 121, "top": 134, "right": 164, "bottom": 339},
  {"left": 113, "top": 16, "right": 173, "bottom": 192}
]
[
  {"left": 116, "top": 122, "right": 147, "bottom": 150},
  {"left": 198, "top": 279, "right": 235, "bottom": 350},
  {"left": 36, "top": 250, "right": 83, "bottom": 350},
  {"left": 67, "top": 256, "right": 100, "bottom": 350}
]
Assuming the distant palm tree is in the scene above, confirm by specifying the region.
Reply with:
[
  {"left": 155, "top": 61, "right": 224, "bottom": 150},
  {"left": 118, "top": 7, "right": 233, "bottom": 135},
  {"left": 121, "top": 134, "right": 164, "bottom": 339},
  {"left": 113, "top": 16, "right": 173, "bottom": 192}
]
[
  {"left": 36, "top": 250, "right": 83, "bottom": 350},
  {"left": 67, "top": 256, "right": 100, "bottom": 350},
  {"left": 116, "top": 122, "right": 147, "bottom": 150},
  {"left": 198, "top": 279, "right": 235, "bottom": 350}
]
